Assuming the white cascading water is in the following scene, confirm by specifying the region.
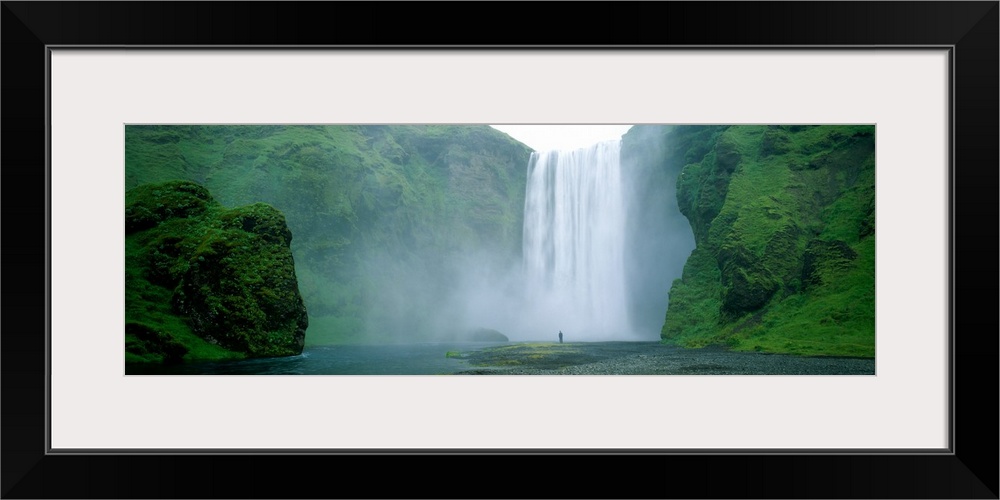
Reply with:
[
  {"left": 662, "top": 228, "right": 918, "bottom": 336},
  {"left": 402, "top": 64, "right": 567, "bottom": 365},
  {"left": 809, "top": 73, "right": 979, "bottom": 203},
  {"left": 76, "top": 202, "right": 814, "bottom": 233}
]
[{"left": 522, "top": 140, "right": 630, "bottom": 340}]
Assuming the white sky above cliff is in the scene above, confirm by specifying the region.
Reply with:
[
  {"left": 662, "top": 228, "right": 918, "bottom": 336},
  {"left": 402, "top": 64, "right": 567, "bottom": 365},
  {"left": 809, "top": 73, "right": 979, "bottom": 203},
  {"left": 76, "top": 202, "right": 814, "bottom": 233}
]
[{"left": 490, "top": 125, "right": 633, "bottom": 152}]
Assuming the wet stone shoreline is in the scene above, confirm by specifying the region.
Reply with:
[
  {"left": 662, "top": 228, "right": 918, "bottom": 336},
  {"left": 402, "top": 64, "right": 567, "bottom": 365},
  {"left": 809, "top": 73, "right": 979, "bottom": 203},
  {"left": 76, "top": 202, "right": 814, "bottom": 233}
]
[{"left": 451, "top": 342, "right": 875, "bottom": 375}]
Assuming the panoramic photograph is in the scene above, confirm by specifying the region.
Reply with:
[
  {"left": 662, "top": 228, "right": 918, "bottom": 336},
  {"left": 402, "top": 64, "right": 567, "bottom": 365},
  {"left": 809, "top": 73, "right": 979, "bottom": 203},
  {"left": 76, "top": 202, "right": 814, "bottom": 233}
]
[{"left": 124, "top": 124, "right": 876, "bottom": 375}]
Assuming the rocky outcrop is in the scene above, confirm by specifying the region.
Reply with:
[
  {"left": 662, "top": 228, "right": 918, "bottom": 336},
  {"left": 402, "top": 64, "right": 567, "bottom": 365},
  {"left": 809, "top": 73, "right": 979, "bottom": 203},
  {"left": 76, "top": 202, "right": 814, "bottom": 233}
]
[
  {"left": 125, "top": 181, "right": 308, "bottom": 363},
  {"left": 464, "top": 328, "right": 509, "bottom": 342},
  {"left": 661, "top": 125, "right": 876, "bottom": 357},
  {"left": 124, "top": 180, "right": 213, "bottom": 233}
]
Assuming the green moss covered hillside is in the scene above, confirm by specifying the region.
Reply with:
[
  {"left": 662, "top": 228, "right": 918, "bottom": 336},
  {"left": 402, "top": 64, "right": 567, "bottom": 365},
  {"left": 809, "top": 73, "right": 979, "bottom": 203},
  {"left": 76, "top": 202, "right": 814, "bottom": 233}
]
[
  {"left": 125, "top": 125, "right": 532, "bottom": 345},
  {"left": 661, "top": 125, "right": 876, "bottom": 357}
]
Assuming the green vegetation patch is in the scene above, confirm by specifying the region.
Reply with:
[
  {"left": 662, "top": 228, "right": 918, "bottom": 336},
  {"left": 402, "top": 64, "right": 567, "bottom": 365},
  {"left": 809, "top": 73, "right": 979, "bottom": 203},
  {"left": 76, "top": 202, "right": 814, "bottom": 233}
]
[{"left": 462, "top": 342, "right": 598, "bottom": 370}]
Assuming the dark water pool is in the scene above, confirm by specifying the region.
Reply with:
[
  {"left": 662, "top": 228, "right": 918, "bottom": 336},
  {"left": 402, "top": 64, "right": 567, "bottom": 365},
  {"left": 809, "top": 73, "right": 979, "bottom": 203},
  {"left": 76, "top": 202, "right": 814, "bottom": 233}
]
[{"left": 125, "top": 342, "right": 491, "bottom": 375}]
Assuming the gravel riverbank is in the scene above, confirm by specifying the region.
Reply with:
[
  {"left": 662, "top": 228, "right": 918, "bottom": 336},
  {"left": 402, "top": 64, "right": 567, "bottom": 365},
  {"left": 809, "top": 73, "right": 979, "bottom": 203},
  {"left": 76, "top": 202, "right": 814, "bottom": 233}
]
[{"left": 452, "top": 342, "right": 875, "bottom": 375}]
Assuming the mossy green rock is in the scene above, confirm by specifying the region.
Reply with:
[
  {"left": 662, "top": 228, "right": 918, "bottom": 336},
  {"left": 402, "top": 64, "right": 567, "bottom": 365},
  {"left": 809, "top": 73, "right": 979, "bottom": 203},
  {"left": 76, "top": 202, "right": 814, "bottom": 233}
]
[
  {"left": 126, "top": 180, "right": 307, "bottom": 362},
  {"left": 662, "top": 125, "right": 875, "bottom": 358},
  {"left": 718, "top": 242, "right": 779, "bottom": 316},
  {"left": 125, "top": 180, "right": 213, "bottom": 233}
]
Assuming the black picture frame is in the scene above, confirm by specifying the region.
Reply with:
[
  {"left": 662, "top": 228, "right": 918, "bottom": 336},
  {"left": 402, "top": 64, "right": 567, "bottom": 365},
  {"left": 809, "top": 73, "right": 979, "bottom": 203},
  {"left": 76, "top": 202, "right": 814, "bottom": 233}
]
[{"left": 3, "top": 2, "right": 996, "bottom": 498}]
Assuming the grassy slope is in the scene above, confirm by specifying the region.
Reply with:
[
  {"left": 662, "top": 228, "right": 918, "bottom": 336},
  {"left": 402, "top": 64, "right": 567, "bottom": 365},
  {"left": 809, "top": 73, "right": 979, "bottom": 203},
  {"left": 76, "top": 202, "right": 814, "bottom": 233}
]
[
  {"left": 662, "top": 125, "right": 876, "bottom": 357},
  {"left": 125, "top": 125, "right": 532, "bottom": 345},
  {"left": 125, "top": 256, "right": 245, "bottom": 363}
]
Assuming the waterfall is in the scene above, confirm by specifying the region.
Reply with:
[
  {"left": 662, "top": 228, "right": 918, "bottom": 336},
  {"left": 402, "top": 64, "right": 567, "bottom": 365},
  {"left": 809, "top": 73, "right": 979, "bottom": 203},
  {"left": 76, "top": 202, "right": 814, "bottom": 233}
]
[{"left": 522, "top": 140, "right": 630, "bottom": 340}]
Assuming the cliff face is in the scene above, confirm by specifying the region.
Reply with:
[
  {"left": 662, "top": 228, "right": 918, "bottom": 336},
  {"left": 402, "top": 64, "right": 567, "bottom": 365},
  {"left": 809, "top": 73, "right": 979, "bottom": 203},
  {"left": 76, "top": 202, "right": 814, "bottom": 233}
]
[
  {"left": 661, "top": 125, "right": 876, "bottom": 357},
  {"left": 125, "top": 125, "right": 532, "bottom": 344},
  {"left": 125, "top": 181, "right": 308, "bottom": 363}
]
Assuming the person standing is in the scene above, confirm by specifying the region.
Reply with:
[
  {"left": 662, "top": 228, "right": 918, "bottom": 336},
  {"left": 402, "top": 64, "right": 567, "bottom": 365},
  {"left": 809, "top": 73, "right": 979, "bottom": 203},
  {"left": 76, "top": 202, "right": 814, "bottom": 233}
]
[{"left": 558, "top": 330, "right": 563, "bottom": 344}]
